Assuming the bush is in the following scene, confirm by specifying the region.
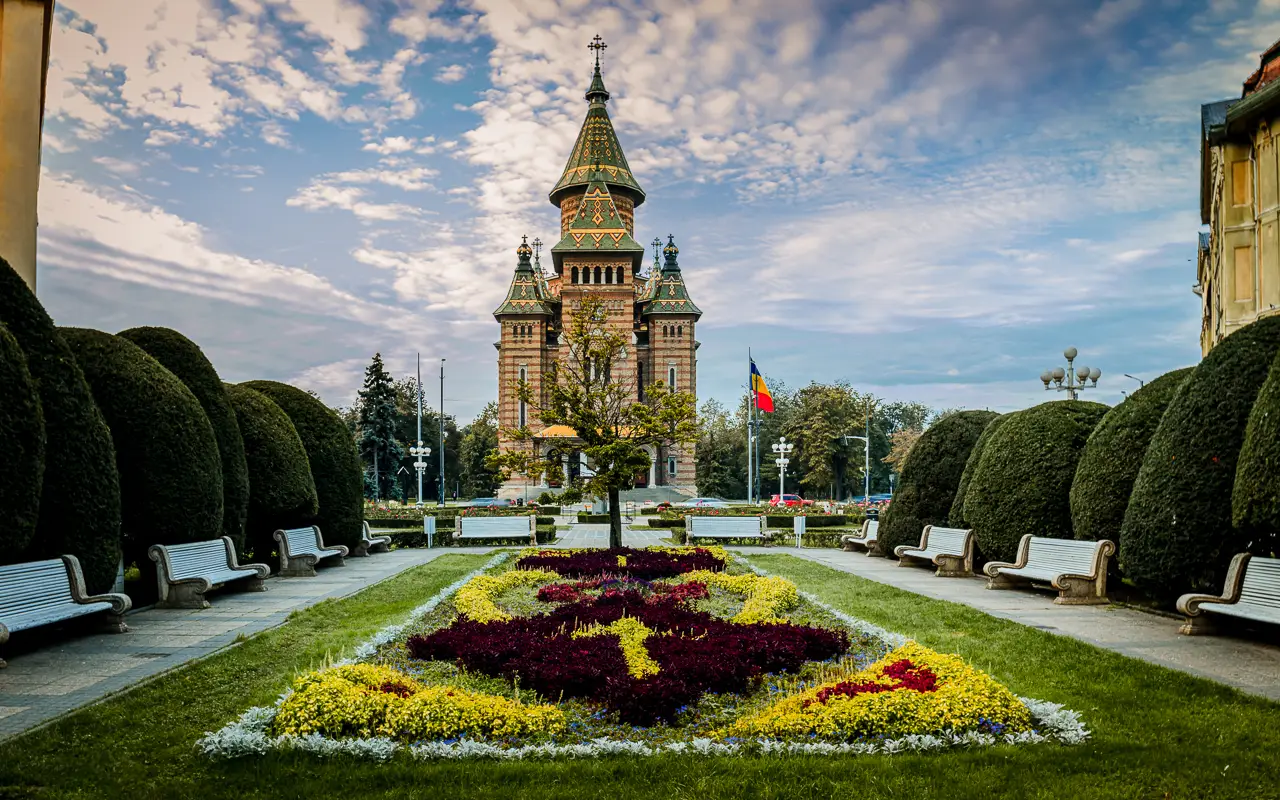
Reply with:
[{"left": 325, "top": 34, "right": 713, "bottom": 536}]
[
  {"left": 119, "top": 327, "right": 250, "bottom": 552},
  {"left": 878, "top": 410, "right": 999, "bottom": 556},
  {"left": 241, "top": 381, "right": 363, "bottom": 552},
  {"left": 947, "top": 415, "right": 1007, "bottom": 528},
  {"left": 964, "top": 400, "right": 1109, "bottom": 563},
  {"left": 224, "top": 385, "right": 319, "bottom": 561},
  {"left": 1234, "top": 348, "right": 1280, "bottom": 550},
  {"left": 0, "top": 259, "right": 121, "bottom": 593},
  {"left": 1070, "top": 368, "right": 1193, "bottom": 548},
  {"left": 60, "top": 328, "right": 223, "bottom": 568},
  {"left": 1122, "top": 316, "right": 1280, "bottom": 603},
  {"left": 0, "top": 323, "right": 44, "bottom": 556}
]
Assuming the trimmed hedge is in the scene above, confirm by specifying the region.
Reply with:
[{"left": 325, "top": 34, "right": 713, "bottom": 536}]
[
  {"left": 1122, "top": 316, "right": 1280, "bottom": 603},
  {"left": 878, "top": 410, "right": 999, "bottom": 556},
  {"left": 1070, "top": 368, "right": 1193, "bottom": 548},
  {"left": 225, "top": 384, "right": 319, "bottom": 562},
  {"left": 61, "top": 328, "right": 223, "bottom": 566},
  {"left": 241, "top": 381, "right": 363, "bottom": 552},
  {"left": 0, "top": 324, "right": 44, "bottom": 556},
  {"left": 120, "top": 327, "right": 250, "bottom": 552},
  {"left": 948, "top": 414, "right": 1008, "bottom": 528},
  {"left": 964, "top": 400, "right": 1109, "bottom": 563},
  {"left": 383, "top": 525, "right": 557, "bottom": 548},
  {"left": 0, "top": 259, "right": 121, "bottom": 593},
  {"left": 1234, "top": 347, "right": 1280, "bottom": 549}
]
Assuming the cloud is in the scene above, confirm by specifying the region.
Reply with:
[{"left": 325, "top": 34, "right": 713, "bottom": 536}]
[
  {"left": 92, "top": 156, "right": 142, "bottom": 176},
  {"left": 287, "top": 181, "right": 423, "bottom": 220},
  {"left": 436, "top": 64, "right": 468, "bottom": 83}
]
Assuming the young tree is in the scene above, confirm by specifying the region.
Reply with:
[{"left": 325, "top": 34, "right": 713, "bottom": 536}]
[
  {"left": 489, "top": 297, "right": 698, "bottom": 547},
  {"left": 459, "top": 402, "right": 501, "bottom": 499},
  {"left": 883, "top": 426, "right": 924, "bottom": 472},
  {"left": 357, "top": 353, "right": 405, "bottom": 501},
  {"left": 695, "top": 399, "right": 746, "bottom": 499}
]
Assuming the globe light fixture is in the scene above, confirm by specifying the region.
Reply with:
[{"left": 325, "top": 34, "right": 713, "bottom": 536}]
[
  {"left": 1041, "top": 347, "right": 1101, "bottom": 401},
  {"left": 771, "top": 436, "right": 795, "bottom": 498}
]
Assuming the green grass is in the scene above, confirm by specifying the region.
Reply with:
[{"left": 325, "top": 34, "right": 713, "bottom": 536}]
[{"left": 2, "top": 555, "right": 1279, "bottom": 799}]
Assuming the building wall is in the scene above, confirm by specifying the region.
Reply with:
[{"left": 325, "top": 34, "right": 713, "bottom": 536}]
[{"left": 645, "top": 316, "right": 698, "bottom": 484}]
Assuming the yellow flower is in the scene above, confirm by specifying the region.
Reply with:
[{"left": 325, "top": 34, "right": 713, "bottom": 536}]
[
  {"left": 679, "top": 570, "right": 799, "bottom": 623},
  {"left": 455, "top": 568, "right": 559, "bottom": 623},
  {"left": 572, "top": 616, "right": 662, "bottom": 678}
]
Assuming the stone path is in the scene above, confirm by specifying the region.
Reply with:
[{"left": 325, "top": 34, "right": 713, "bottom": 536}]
[
  {"left": 737, "top": 546, "right": 1280, "bottom": 702},
  {"left": 0, "top": 547, "right": 492, "bottom": 741},
  {"left": 549, "top": 522, "right": 673, "bottom": 548}
]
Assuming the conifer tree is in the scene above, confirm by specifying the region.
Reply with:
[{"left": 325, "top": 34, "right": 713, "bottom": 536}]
[{"left": 357, "top": 353, "right": 405, "bottom": 501}]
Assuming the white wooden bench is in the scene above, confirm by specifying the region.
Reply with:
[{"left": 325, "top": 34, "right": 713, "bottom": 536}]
[
  {"left": 273, "top": 526, "right": 348, "bottom": 577},
  {"left": 894, "top": 525, "right": 975, "bottom": 577},
  {"left": 983, "top": 535, "right": 1115, "bottom": 605},
  {"left": 355, "top": 521, "right": 392, "bottom": 556},
  {"left": 456, "top": 515, "right": 536, "bottom": 545},
  {"left": 0, "top": 555, "right": 131, "bottom": 668},
  {"left": 1177, "top": 554, "right": 1280, "bottom": 635},
  {"left": 841, "top": 519, "right": 880, "bottom": 555},
  {"left": 148, "top": 537, "right": 270, "bottom": 609},
  {"left": 684, "top": 516, "right": 765, "bottom": 543}
]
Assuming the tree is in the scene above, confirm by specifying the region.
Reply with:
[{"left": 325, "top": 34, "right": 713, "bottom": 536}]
[
  {"left": 459, "top": 402, "right": 501, "bottom": 499},
  {"left": 489, "top": 297, "right": 698, "bottom": 547},
  {"left": 356, "top": 353, "right": 405, "bottom": 501},
  {"left": 883, "top": 427, "right": 923, "bottom": 473},
  {"left": 0, "top": 323, "right": 44, "bottom": 558},
  {"left": 695, "top": 399, "right": 747, "bottom": 498},
  {"left": 784, "top": 382, "right": 864, "bottom": 500}
]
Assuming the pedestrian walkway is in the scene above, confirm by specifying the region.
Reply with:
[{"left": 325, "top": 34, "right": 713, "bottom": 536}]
[
  {"left": 737, "top": 546, "right": 1280, "bottom": 702},
  {"left": 0, "top": 547, "right": 493, "bottom": 741}
]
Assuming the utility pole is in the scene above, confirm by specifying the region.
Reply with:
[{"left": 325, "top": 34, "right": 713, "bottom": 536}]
[{"left": 438, "top": 358, "right": 446, "bottom": 507}]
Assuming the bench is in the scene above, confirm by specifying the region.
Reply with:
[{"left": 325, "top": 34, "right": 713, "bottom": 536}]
[
  {"left": 456, "top": 515, "right": 536, "bottom": 545},
  {"left": 894, "top": 525, "right": 975, "bottom": 577},
  {"left": 355, "top": 521, "right": 392, "bottom": 557},
  {"left": 983, "top": 536, "right": 1115, "bottom": 605},
  {"left": 148, "top": 537, "right": 270, "bottom": 609},
  {"left": 684, "top": 516, "right": 765, "bottom": 543},
  {"left": 1177, "top": 553, "right": 1280, "bottom": 635},
  {"left": 273, "top": 526, "right": 348, "bottom": 577},
  {"left": 0, "top": 555, "right": 132, "bottom": 668},
  {"left": 841, "top": 519, "right": 880, "bottom": 555}
]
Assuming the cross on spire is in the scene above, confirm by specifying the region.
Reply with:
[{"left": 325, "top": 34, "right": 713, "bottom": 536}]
[
  {"left": 532, "top": 237, "right": 543, "bottom": 268},
  {"left": 589, "top": 35, "right": 607, "bottom": 69}
]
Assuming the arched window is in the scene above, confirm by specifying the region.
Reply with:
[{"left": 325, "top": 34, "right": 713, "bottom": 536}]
[
  {"left": 677, "top": 326, "right": 683, "bottom": 338},
  {"left": 668, "top": 365, "right": 677, "bottom": 390},
  {"left": 605, "top": 266, "right": 613, "bottom": 284},
  {"left": 594, "top": 266, "right": 602, "bottom": 284},
  {"left": 618, "top": 266, "right": 626, "bottom": 283},
  {"left": 572, "top": 267, "right": 579, "bottom": 284},
  {"left": 637, "top": 363, "right": 645, "bottom": 400},
  {"left": 518, "top": 366, "right": 528, "bottom": 428}
]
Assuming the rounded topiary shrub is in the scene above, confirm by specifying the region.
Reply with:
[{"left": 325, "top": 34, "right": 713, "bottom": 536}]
[
  {"left": 964, "top": 400, "right": 1109, "bottom": 563},
  {"left": 225, "top": 384, "right": 319, "bottom": 561},
  {"left": 878, "top": 410, "right": 999, "bottom": 556},
  {"left": 240, "top": 380, "right": 363, "bottom": 552},
  {"left": 0, "top": 259, "right": 121, "bottom": 593},
  {"left": 120, "top": 327, "right": 250, "bottom": 552},
  {"left": 0, "top": 323, "right": 45, "bottom": 556},
  {"left": 1234, "top": 348, "right": 1280, "bottom": 552},
  {"left": 1069, "top": 367, "right": 1193, "bottom": 549},
  {"left": 948, "top": 414, "right": 1007, "bottom": 528},
  {"left": 60, "top": 328, "right": 223, "bottom": 566},
  {"left": 1122, "top": 315, "right": 1280, "bottom": 603}
]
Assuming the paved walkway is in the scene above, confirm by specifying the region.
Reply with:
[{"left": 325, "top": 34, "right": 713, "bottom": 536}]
[
  {"left": 552, "top": 522, "right": 672, "bottom": 548},
  {"left": 737, "top": 547, "right": 1280, "bottom": 702},
  {"left": 0, "top": 547, "right": 493, "bottom": 741}
]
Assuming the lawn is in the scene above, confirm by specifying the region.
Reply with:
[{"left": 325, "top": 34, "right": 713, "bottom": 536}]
[{"left": 0, "top": 553, "right": 1277, "bottom": 799}]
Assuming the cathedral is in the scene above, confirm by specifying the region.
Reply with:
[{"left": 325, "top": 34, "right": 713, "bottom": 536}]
[{"left": 493, "top": 39, "right": 700, "bottom": 499}]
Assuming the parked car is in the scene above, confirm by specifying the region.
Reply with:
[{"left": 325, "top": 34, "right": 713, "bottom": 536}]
[
  {"left": 465, "top": 497, "right": 513, "bottom": 508},
  {"left": 769, "top": 494, "right": 813, "bottom": 508},
  {"left": 674, "top": 497, "right": 731, "bottom": 509}
]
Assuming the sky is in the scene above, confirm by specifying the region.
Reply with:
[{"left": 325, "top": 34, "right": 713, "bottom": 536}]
[{"left": 30, "top": 0, "right": 1280, "bottom": 423}]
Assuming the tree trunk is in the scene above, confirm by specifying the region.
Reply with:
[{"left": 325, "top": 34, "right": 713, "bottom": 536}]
[{"left": 609, "top": 485, "right": 623, "bottom": 549}]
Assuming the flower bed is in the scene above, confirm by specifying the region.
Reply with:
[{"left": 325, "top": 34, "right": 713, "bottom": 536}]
[{"left": 201, "top": 549, "right": 1088, "bottom": 761}]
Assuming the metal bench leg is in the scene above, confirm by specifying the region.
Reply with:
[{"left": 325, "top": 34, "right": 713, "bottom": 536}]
[
  {"left": 1179, "top": 614, "right": 1218, "bottom": 636},
  {"left": 933, "top": 555, "right": 972, "bottom": 578},
  {"left": 1054, "top": 576, "right": 1109, "bottom": 606}
]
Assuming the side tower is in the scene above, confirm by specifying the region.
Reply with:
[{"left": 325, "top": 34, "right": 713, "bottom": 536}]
[{"left": 493, "top": 236, "right": 555, "bottom": 470}]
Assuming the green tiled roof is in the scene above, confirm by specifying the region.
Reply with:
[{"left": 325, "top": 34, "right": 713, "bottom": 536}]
[
  {"left": 641, "top": 235, "right": 701, "bottom": 318},
  {"left": 494, "top": 237, "right": 557, "bottom": 317},
  {"left": 549, "top": 64, "right": 645, "bottom": 207},
  {"left": 551, "top": 174, "right": 646, "bottom": 267}
]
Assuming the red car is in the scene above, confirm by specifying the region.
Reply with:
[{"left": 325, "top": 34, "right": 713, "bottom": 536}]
[{"left": 769, "top": 494, "right": 813, "bottom": 508}]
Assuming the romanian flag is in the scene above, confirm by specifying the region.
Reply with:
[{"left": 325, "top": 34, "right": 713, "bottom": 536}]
[{"left": 751, "top": 361, "right": 774, "bottom": 413}]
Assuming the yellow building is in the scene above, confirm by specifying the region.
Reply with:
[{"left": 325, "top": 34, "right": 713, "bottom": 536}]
[
  {"left": 1197, "top": 40, "right": 1280, "bottom": 354},
  {"left": 0, "top": 0, "right": 55, "bottom": 291}
]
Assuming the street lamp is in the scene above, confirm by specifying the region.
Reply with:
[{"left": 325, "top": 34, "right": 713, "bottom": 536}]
[
  {"left": 409, "top": 441, "right": 431, "bottom": 508},
  {"left": 1123, "top": 373, "right": 1144, "bottom": 389},
  {"left": 1039, "top": 346, "right": 1101, "bottom": 401},
  {"left": 771, "top": 436, "right": 794, "bottom": 498}
]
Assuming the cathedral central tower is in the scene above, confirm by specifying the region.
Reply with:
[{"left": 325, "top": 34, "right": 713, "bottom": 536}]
[{"left": 493, "top": 37, "right": 701, "bottom": 500}]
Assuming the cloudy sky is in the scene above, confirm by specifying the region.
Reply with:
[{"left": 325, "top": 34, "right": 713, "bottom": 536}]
[{"left": 32, "top": 0, "right": 1278, "bottom": 422}]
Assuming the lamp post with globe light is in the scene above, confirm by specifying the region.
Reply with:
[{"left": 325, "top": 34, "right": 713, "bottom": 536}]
[
  {"left": 1040, "top": 347, "right": 1101, "bottom": 400},
  {"left": 772, "top": 437, "right": 794, "bottom": 500}
]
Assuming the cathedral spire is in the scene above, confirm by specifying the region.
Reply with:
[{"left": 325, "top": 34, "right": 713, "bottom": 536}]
[
  {"left": 551, "top": 170, "right": 645, "bottom": 271},
  {"left": 549, "top": 36, "right": 644, "bottom": 209},
  {"left": 640, "top": 234, "right": 702, "bottom": 318},
  {"left": 494, "top": 235, "right": 555, "bottom": 317}
]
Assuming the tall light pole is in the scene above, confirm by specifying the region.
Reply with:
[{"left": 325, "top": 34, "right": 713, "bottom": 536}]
[
  {"left": 1040, "top": 347, "right": 1101, "bottom": 400},
  {"left": 438, "top": 358, "right": 446, "bottom": 507},
  {"left": 772, "top": 436, "right": 794, "bottom": 498},
  {"left": 1123, "top": 373, "right": 1144, "bottom": 389}
]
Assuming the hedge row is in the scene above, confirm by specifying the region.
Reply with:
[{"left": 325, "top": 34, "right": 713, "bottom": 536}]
[
  {"left": 370, "top": 516, "right": 553, "bottom": 530},
  {"left": 384, "top": 526, "right": 557, "bottom": 548},
  {"left": 948, "top": 414, "right": 1007, "bottom": 528},
  {"left": 0, "top": 323, "right": 44, "bottom": 555}
]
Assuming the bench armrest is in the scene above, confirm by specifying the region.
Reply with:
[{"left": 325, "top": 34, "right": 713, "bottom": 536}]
[
  {"left": 1177, "top": 552, "right": 1250, "bottom": 616},
  {"left": 62, "top": 555, "right": 132, "bottom": 615},
  {"left": 983, "top": 534, "right": 1032, "bottom": 578},
  {"left": 222, "top": 536, "right": 270, "bottom": 579}
]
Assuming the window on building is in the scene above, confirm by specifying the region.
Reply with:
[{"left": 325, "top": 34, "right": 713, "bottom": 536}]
[
  {"left": 1235, "top": 246, "right": 1255, "bottom": 302},
  {"left": 594, "top": 266, "right": 602, "bottom": 284},
  {"left": 677, "top": 325, "right": 683, "bottom": 338},
  {"left": 605, "top": 266, "right": 613, "bottom": 284},
  {"left": 637, "top": 362, "right": 645, "bottom": 400},
  {"left": 668, "top": 365, "right": 677, "bottom": 390},
  {"left": 668, "top": 456, "right": 677, "bottom": 476},
  {"left": 518, "top": 366, "right": 528, "bottom": 427},
  {"left": 618, "top": 266, "right": 626, "bottom": 282},
  {"left": 572, "top": 267, "right": 579, "bottom": 284},
  {"left": 1233, "top": 161, "right": 1252, "bottom": 207}
]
